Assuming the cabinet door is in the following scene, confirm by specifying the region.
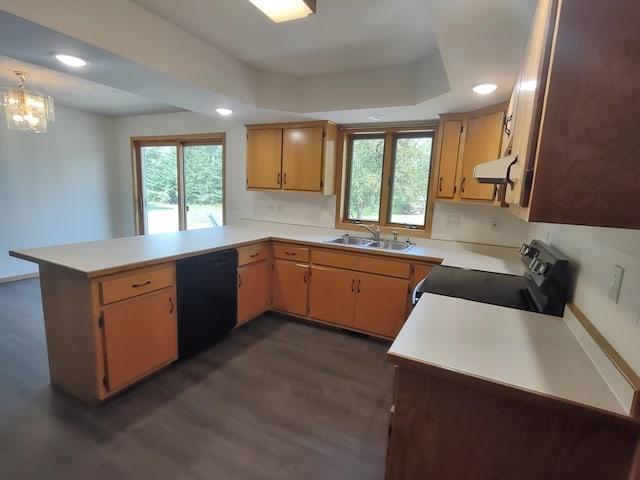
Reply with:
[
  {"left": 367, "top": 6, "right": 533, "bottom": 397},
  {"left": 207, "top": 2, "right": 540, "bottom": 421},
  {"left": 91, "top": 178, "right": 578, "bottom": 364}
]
[
  {"left": 353, "top": 272, "right": 408, "bottom": 338},
  {"left": 282, "top": 126, "right": 324, "bottom": 192},
  {"left": 272, "top": 260, "right": 309, "bottom": 316},
  {"left": 246, "top": 128, "right": 282, "bottom": 189},
  {"left": 308, "top": 265, "right": 355, "bottom": 327},
  {"left": 459, "top": 110, "right": 504, "bottom": 200},
  {"left": 101, "top": 288, "right": 177, "bottom": 392},
  {"left": 237, "top": 261, "right": 271, "bottom": 325},
  {"left": 435, "top": 120, "right": 463, "bottom": 199}
]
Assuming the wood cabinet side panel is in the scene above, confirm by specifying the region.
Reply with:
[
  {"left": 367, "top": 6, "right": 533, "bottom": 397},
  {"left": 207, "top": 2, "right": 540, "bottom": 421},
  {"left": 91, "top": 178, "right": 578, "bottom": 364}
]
[
  {"left": 282, "top": 126, "right": 324, "bottom": 191},
  {"left": 102, "top": 287, "right": 178, "bottom": 392},
  {"left": 39, "top": 264, "right": 101, "bottom": 404},
  {"left": 387, "top": 368, "right": 637, "bottom": 480},
  {"left": 528, "top": 0, "right": 640, "bottom": 228},
  {"left": 246, "top": 128, "right": 282, "bottom": 189}
]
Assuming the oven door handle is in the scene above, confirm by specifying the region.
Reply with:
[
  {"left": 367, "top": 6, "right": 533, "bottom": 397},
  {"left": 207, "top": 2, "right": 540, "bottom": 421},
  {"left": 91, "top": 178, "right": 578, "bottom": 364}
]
[{"left": 412, "top": 277, "right": 427, "bottom": 305}]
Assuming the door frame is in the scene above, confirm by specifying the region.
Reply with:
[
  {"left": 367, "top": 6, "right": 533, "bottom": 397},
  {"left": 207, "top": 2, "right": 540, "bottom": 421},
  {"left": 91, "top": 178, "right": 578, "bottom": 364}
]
[{"left": 131, "top": 132, "right": 226, "bottom": 235}]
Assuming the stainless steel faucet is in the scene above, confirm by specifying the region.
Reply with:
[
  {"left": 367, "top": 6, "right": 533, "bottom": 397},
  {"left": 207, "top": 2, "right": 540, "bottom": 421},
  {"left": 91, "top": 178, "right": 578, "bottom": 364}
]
[{"left": 358, "top": 224, "right": 380, "bottom": 240}]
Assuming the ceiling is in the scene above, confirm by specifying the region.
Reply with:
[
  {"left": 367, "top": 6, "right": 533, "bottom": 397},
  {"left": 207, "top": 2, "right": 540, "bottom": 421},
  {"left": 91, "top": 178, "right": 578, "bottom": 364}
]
[{"left": 0, "top": 0, "right": 538, "bottom": 124}]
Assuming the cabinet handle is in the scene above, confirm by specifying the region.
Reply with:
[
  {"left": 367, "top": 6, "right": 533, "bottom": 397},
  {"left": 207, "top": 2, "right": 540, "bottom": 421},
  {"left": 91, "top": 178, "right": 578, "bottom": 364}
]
[
  {"left": 504, "top": 114, "right": 512, "bottom": 137},
  {"left": 238, "top": 274, "right": 242, "bottom": 288},
  {"left": 277, "top": 172, "right": 281, "bottom": 185},
  {"left": 132, "top": 280, "right": 151, "bottom": 288},
  {"left": 283, "top": 173, "right": 287, "bottom": 185},
  {"left": 285, "top": 251, "right": 296, "bottom": 256},
  {"left": 250, "top": 252, "right": 260, "bottom": 258},
  {"left": 493, "top": 184, "right": 498, "bottom": 200},
  {"left": 169, "top": 296, "right": 174, "bottom": 314},
  {"left": 303, "top": 270, "right": 308, "bottom": 284},
  {"left": 461, "top": 177, "right": 466, "bottom": 193},
  {"left": 357, "top": 279, "right": 361, "bottom": 294},
  {"left": 439, "top": 177, "right": 443, "bottom": 192},
  {"left": 351, "top": 278, "right": 355, "bottom": 292}
]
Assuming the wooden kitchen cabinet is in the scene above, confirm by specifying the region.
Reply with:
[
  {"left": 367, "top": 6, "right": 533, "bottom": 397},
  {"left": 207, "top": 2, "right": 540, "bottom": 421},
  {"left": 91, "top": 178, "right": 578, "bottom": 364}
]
[
  {"left": 309, "top": 249, "right": 411, "bottom": 338},
  {"left": 101, "top": 287, "right": 177, "bottom": 392},
  {"left": 505, "top": 0, "right": 640, "bottom": 229},
  {"left": 459, "top": 109, "right": 505, "bottom": 201},
  {"left": 271, "top": 243, "right": 310, "bottom": 316},
  {"left": 308, "top": 265, "right": 356, "bottom": 327},
  {"left": 246, "top": 128, "right": 282, "bottom": 189},
  {"left": 434, "top": 103, "right": 506, "bottom": 204},
  {"left": 245, "top": 121, "right": 338, "bottom": 195},
  {"left": 407, "top": 262, "right": 434, "bottom": 314},
  {"left": 237, "top": 242, "right": 272, "bottom": 324}
]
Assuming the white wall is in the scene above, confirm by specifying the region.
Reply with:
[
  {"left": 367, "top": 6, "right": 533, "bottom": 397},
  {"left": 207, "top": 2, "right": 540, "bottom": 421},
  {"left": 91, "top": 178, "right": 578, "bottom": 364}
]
[
  {"left": 431, "top": 202, "right": 531, "bottom": 247},
  {"left": 530, "top": 222, "right": 640, "bottom": 374},
  {"left": 1, "top": 106, "right": 117, "bottom": 279},
  {"left": 112, "top": 112, "right": 339, "bottom": 233}
]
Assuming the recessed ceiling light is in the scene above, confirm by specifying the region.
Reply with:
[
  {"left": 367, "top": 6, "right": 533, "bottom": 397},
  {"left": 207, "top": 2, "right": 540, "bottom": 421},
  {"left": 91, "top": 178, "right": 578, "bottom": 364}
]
[
  {"left": 368, "top": 115, "right": 385, "bottom": 121},
  {"left": 54, "top": 54, "right": 89, "bottom": 67},
  {"left": 472, "top": 83, "right": 498, "bottom": 95},
  {"left": 216, "top": 108, "right": 233, "bottom": 116}
]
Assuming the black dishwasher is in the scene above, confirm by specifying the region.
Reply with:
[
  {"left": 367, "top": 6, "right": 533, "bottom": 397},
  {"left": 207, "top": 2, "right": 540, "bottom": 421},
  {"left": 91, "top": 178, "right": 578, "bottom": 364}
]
[{"left": 176, "top": 249, "right": 238, "bottom": 359}]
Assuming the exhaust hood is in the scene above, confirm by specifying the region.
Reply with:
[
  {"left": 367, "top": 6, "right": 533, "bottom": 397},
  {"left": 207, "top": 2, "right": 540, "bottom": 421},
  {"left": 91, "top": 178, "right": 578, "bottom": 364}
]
[{"left": 473, "top": 155, "right": 517, "bottom": 185}]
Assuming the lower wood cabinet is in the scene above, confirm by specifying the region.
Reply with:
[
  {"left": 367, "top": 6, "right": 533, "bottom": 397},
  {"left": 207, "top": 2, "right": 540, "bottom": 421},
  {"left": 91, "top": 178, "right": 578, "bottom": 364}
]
[
  {"left": 237, "top": 260, "right": 271, "bottom": 325},
  {"left": 308, "top": 265, "right": 409, "bottom": 338},
  {"left": 101, "top": 287, "right": 177, "bottom": 392},
  {"left": 272, "top": 259, "right": 309, "bottom": 316}
]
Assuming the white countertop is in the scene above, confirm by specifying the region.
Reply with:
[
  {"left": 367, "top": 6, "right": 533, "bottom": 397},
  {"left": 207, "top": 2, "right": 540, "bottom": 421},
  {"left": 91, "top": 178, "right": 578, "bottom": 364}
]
[
  {"left": 9, "top": 220, "right": 523, "bottom": 277},
  {"left": 389, "top": 293, "right": 628, "bottom": 417}
]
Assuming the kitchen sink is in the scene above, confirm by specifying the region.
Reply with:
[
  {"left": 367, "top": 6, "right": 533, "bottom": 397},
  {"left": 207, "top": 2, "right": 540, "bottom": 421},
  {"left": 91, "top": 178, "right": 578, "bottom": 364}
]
[
  {"left": 324, "top": 235, "right": 414, "bottom": 251},
  {"left": 368, "top": 240, "right": 415, "bottom": 252},
  {"left": 324, "top": 236, "right": 373, "bottom": 246}
]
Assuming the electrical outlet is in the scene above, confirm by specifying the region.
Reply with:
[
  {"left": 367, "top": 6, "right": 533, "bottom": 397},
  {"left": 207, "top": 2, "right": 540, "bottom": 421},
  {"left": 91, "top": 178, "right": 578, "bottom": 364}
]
[
  {"left": 446, "top": 215, "right": 460, "bottom": 229},
  {"left": 490, "top": 217, "right": 501, "bottom": 231},
  {"left": 608, "top": 265, "right": 624, "bottom": 303}
]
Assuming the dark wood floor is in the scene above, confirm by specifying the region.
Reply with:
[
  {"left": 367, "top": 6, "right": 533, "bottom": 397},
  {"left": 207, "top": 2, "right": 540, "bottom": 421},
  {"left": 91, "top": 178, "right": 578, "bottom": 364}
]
[{"left": 0, "top": 278, "right": 395, "bottom": 480}]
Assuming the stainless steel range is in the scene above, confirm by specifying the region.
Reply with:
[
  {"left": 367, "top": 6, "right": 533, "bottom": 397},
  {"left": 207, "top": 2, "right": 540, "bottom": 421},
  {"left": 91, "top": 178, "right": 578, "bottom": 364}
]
[{"left": 414, "top": 240, "right": 570, "bottom": 316}]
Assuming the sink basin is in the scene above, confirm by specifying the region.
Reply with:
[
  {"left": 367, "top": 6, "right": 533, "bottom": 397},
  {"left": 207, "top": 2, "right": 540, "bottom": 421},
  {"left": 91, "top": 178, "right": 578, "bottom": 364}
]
[
  {"left": 368, "top": 240, "right": 415, "bottom": 252},
  {"left": 324, "top": 236, "right": 373, "bottom": 246}
]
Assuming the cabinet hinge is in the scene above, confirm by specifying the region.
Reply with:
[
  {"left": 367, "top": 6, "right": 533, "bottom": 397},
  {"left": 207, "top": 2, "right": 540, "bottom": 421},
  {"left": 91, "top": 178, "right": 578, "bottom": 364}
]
[
  {"left": 320, "top": 181, "right": 324, "bottom": 188},
  {"left": 98, "top": 313, "right": 104, "bottom": 328},
  {"left": 102, "top": 375, "right": 109, "bottom": 389},
  {"left": 460, "top": 125, "right": 464, "bottom": 134},
  {"left": 453, "top": 185, "right": 457, "bottom": 194},
  {"left": 246, "top": 178, "right": 248, "bottom": 184},
  {"left": 246, "top": 133, "right": 249, "bottom": 140},
  {"left": 322, "top": 130, "right": 327, "bottom": 138}
]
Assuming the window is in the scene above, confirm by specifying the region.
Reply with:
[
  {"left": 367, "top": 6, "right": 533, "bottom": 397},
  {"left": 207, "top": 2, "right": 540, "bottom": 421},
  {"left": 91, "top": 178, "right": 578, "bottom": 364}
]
[
  {"left": 339, "top": 127, "right": 436, "bottom": 234},
  {"left": 132, "top": 133, "right": 225, "bottom": 235}
]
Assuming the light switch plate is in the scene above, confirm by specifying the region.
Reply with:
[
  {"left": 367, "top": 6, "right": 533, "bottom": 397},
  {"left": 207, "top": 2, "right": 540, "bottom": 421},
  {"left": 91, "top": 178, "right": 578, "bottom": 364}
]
[{"left": 608, "top": 265, "right": 624, "bottom": 303}]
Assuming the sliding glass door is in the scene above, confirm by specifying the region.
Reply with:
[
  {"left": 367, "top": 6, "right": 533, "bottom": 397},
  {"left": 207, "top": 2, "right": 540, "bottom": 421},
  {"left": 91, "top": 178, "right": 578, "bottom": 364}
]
[{"left": 133, "top": 134, "right": 225, "bottom": 235}]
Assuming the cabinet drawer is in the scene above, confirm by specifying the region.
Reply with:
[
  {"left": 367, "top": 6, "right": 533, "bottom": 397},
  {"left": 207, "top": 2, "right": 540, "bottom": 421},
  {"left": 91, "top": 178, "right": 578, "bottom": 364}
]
[
  {"left": 273, "top": 244, "right": 310, "bottom": 262},
  {"left": 237, "top": 243, "right": 271, "bottom": 266},
  {"left": 312, "top": 249, "right": 410, "bottom": 279},
  {"left": 99, "top": 264, "right": 174, "bottom": 305}
]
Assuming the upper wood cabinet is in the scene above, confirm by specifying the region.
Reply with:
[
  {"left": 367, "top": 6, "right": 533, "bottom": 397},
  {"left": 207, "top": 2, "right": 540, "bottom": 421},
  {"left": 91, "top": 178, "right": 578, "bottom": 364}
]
[
  {"left": 505, "top": 0, "right": 640, "bottom": 229},
  {"left": 245, "top": 121, "right": 338, "bottom": 195},
  {"left": 434, "top": 103, "right": 506, "bottom": 204}
]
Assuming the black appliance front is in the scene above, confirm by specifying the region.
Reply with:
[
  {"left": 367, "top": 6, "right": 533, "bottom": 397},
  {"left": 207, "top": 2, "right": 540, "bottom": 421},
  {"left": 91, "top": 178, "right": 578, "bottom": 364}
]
[
  {"left": 418, "top": 266, "right": 534, "bottom": 312},
  {"left": 176, "top": 249, "right": 238, "bottom": 359}
]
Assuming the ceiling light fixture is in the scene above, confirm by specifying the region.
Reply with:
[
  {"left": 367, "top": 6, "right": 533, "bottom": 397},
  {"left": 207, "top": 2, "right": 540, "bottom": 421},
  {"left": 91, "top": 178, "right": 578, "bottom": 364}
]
[
  {"left": 54, "top": 54, "right": 89, "bottom": 68},
  {"left": 1, "top": 71, "right": 55, "bottom": 133},
  {"left": 472, "top": 83, "right": 498, "bottom": 95},
  {"left": 248, "top": 0, "right": 316, "bottom": 23},
  {"left": 216, "top": 108, "right": 233, "bottom": 116}
]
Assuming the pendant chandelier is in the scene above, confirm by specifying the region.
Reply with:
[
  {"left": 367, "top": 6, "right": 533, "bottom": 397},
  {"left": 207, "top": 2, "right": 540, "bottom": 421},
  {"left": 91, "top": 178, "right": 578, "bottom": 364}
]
[{"left": 1, "top": 71, "right": 55, "bottom": 133}]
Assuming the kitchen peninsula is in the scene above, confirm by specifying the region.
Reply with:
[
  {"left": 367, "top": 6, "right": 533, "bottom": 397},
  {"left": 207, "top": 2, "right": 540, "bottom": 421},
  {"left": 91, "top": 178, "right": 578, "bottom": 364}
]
[{"left": 10, "top": 221, "right": 640, "bottom": 478}]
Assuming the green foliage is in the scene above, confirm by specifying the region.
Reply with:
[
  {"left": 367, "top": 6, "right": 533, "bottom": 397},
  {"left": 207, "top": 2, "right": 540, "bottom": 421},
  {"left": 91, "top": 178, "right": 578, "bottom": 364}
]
[
  {"left": 142, "top": 144, "right": 223, "bottom": 206},
  {"left": 346, "top": 135, "right": 432, "bottom": 225}
]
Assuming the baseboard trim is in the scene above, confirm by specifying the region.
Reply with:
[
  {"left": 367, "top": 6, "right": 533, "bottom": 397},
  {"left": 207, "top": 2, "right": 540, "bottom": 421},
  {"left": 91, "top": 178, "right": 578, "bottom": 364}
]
[{"left": 0, "top": 272, "right": 39, "bottom": 284}]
